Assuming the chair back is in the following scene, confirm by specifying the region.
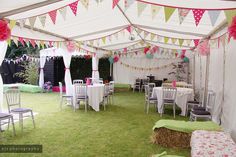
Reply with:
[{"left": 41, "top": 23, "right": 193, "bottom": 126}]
[
  {"left": 135, "top": 78, "right": 141, "bottom": 85},
  {"left": 142, "top": 79, "right": 149, "bottom": 85},
  {"left": 73, "top": 79, "right": 83, "bottom": 84},
  {"left": 59, "top": 82, "right": 63, "bottom": 96},
  {"left": 206, "top": 90, "right": 216, "bottom": 111},
  {"left": 104, "top": 84, "right": 110, "bottom": 96},
  {"left": 162, "top": 87, "right": 177, "bottom": 101},
  {"left": 74, "top": 84, "right": 87, "bottom": 97},
  {"left": 98, "top": 80, "right": 103, "bottom": 84},
  {"left": 109, "top": 81, "right": 115, "bottom": 93},
  {"left": 5, "top": 89, "right": 21, "bottom": 112}
]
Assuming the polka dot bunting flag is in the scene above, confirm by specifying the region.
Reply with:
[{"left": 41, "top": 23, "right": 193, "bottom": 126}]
[{"left": 192, "top": 9, "right": 205, "bottom": 26}]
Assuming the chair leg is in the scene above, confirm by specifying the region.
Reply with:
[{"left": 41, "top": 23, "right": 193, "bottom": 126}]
[
  {"left": 85, "top": 100, "right": 87, "bottom": 112},
  {"left": 30, "top": 111, "right": 36, "bottom": 128},
  {"left": 146, "top": 101, "right": 150, "bottom": 114},
  {"left": 11, "top": 116, "right": 16, "bottom": 136},
  {"left": 173, "top": 103, "right": 176, "bottom": 118},
  {"left": 19, "top": 113, "right": 23, "bottom": 132}
]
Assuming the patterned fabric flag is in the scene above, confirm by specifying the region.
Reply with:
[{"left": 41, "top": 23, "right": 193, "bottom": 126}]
[
  {"left": 164, "top": 37, "right": 169, "bottom": 43},
  {"left": 186, "top": 39, "right": 192, "bottom": 46},
  {"left": 39, "top": 15, "right": 47, "bottom": 27},
  {"left": 144, "top": 31, "right": 149, "bottom": 39},
  {"left": 194, "top": 39, "right": 200, "bottom": 47},
  {"left": 29, "top": 16, "right": 37, "bottom": 27},
  {"left": 208, "top": 10, "right": 221, "bottom": 26},
  {"left": 150, "top": 33, "right": 156, "bottom": 41},
  {"left": 224, "top": 10, "right": 236, "bottom": 25},
  {"left": 126, "top": 25, "right": 132, "bottom": 33},
  {"left": 171, "top": 38, "right": 177, "bottom": 44},
  {"left": 81, "top": 0, "right": 89, "bottom": 9},
  {"left": 19, "top": 19, "right": 25, "bottom": 28},
  {"left": 13, "top": 37, "right": 18, "bottom": 47},
  {"left": 19, "top": 37, "right": 25, "bottom": 46},
  {"left": 124, "top": 0, "right": 135, "bottom": 10},
  {"left": 151, "top": 5, "right": 161, "bottom": 19},
  {"left": 48, "top": 10, "right": 57, "bottom": 24},
  {"left": 9, "top": 20, "right": 16, "bottom": 30},
  {"left": 69, "top": 0, "right": 79, "bottom": 16},
  {"left": 112, "top": 0, "right": 120, "bottom": 9},
  {"left": 59, "top": 7, "right": 67, "bottom": 20},
  {"left": 24, "top": 38, "right": 30, "bottom": 47},
  {"left": 164, "top": 7, "right": 176, "bottom": 22},
  {"left": 178, "top": 39, "right": 184, "bottom": 46},
  {"left": 192, "top": 9, "right": 205, "bottom": 26},
  {"left": 178, "top": 9, "right": 190, "bottom": 24},
  {"left": 137, "top": 1, "right": 147, "bottom": 17},
  {"left": 102, "top": 37, "right": 106, "bottom": 44}
]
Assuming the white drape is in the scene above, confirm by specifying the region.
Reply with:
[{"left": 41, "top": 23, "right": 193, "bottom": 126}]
[
  {"left": 92, "top": 55, "right": 99, "bottom": 79},
  {"left": 0, "top": 41, "right": 7, "bottom": 112},
  {"left": 63, "top": 53, "right": 72, "bottom": 96},
  {"left": 39, "top": 55, "right": 47, "bottom": 88}
]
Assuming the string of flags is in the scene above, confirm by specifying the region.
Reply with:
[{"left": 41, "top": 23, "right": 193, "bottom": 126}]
[
  {"left": 3, "top": 54, "right": 40, "bottom": 64},
  {"left": 113, "top": 0, "right": 236, "bottom": 27},
  {"left": 119, "top": 61, "right": 174, "bottom": 71}
]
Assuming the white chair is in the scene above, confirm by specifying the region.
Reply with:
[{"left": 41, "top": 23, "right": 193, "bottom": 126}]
[
  {"left": 73, "top": 79, "right": 83, "bottom": 84},
  {"left": 74, "top": 84, "right": 88, "bottom": 112},
  {"left": 98, "top": 80, "right": 103, "bottom": 84},
  {"left": 186, "top": 88, "right": 204, "bottom": 116},
  {"left": 59, "top": 82, "right": 73, "bottom": 110},
  {"left": 109, "top": 81, "right": 115, "bottom": 104},
  {"left": 190, "top": 90, "right": 216, "bottom": 121},
  {"left": 144, "top": 84, "right": 157, "bottom": 114},
  {"left": 161, "top": 87, "right": 177, "bottom": 118},
  {"left": 5, "top": 89, "right": 35, "bottom": 132},
  {"left": 133, "top": 78, "right": 141, "bottom": 92},
  {"left": 141, "top": 79, "right": 149, "bottom": 91},
  {"left": 102, "top": 84, "right": 110, "bottom": 110}
]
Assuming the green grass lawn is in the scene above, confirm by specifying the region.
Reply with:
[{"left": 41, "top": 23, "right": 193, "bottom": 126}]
[{"left": 0, "top": 91, "right": 190, "bottom": 157}]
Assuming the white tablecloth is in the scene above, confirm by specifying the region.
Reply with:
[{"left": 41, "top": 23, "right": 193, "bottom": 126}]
[
  {"left": 73, "top": 84, "right": 104, "bottom": 112},
  {"left": 152, "top": 87, "right": 194, "bottom": 116}
]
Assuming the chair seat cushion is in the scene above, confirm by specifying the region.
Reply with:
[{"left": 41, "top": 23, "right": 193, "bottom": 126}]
[
  {"left": 149, "top": 97, "right": 157, "bottom": 101},
  {"left": 11, "top": 108, "right": 32, "bottom": 113},
  {"left": 192, "top": 110, "right": 211, "bottom": 115},
  {"left": 77, "top": 95, "right": 88, "bottom": 99},
  {"left": 192, "top": 106, "right": 205, "bottom": 111},
  {"left": 0, "top": 113, "right": 11, "bottom": 118},
  {"left": 163, "top": 99, "right": 175, "bottom": 103}
]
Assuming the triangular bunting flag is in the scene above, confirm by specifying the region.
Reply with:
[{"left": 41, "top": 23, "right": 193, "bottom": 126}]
[
  {"left": 164, "top": 37, "right": 169, "bottom": 44},
  {"left": 144, "top": 32, "right": 149, "bottom": 39},
  {"left": 81, "top": 0, "right": 89, "bottom": 9},
  {"left": 178, "top": 39, "right": 184, "bottom": 46},
  {"left": 208, "top": 10, "right": 221, "bottom": 26},
  {"left": 30, "top": 39, "right": 36, "bottom": 48},
  {"left": 13, "top": 37, "right": 18, "bottom": 47},
  {"left": 89, "top": 40, "right": 94, "bottom": 46},
  {"left": 137, "top": 1, "right": 147, "bottom": 17},
  {"left": 102, "top": 37, "right": 106, "bottom": 44},
  {"left": 19, "top": 19, "right": 25, "bottom": 28},
  {"left": 48, "top": 10, "right": 57, "bottom": 24},
  {"left": 220, "top": 34, "right": 226, "bottom": 47},
  {"left": 178, "top": 9, "right": 190, "bottom": 24},
  {"left": 9, "top": 20, "right": 16, "bottom": 30},
  {"left": 210, "top": 39, "right": 217, "bottom": 49},
  {"left": 112, "top": 0, "right": 120, "bottom": 9},
  {"left": 124, "top": 0, "right": 135, "bottom": 10},
  {"left": 59, "top": 7, "right": 67, "bottom": 20},
  {"left": 164, "top": 7, "right": 176, "bottom": 22},
  {"left": 39, "top": 15, "right": 47, "bottom": 27},
  {"left": 69, "top": 0, "right": 79, "bottom": 16},
  {"left": 40, "top": 41, "right": 45, "bottom": 49},
  {"left": 29, "top": 17, "right": 37, "bottom": 28},
  {"left": 126, "top": 25, "right": 132, "bottom": 33},
  {"left": 224, "top": 10, "right": 236, "bottom": 25},
  {"left": 150, "top": 33, "right": 156, "bottom": 41},
  {"left": 18, "top": 37, "right": 25, "bottom": 46},
  {"left": 7, "top": 39, "right": 11, "bottom": 46},
  {"left": 171, "top": 38, "right": 177, "bottom": 44},
  {"left": 192, "top": 9, "right": 205, "bottom": 26},
  {"left": 151, "top": 5, "right": 161, "bottom": 19},
  {"left": 194, "top": 39, "right": 200, "bottom": 47},
  {"left": 186, "top": 39, "right": 192, "bottom": 46},
  {"left": 49, "top": 41, "right": 53, "bottom": 47},
  {"left": 137, "top": 29, "right": 143, "bottom": 34}
]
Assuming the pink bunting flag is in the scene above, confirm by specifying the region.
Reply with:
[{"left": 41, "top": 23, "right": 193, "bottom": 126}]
[
  {"left": 29, "top": 39, "right": 36, "bottom": 48},
  {"left": 123, "top": 48, "right": 127, "bottom": 53},
  {"left": 194, "top": 39, "right": 200, "bottom": 47},
  {"left": 126, "top": 25, "right": 132, "bottom": 33},
  {"left": 48, "top": 10, "right": 57, "bottom": 24},
  {"left": 49, "top": 41, "right": 53, "bottom": 47},
  {"left": 192, "top": 9, "right": 205, "bottom": 26},
  {"left": 69, "top": 0, "right": 79, "bottom": 16},
  {"left": 112, "top": 0, "right": 120, "bottom": 9},
  {"left": 182, "top": 49, "right": 186, "bottom": 54},
  {"left": 19, "top": 37, "right": 25, "bottom": 46}
]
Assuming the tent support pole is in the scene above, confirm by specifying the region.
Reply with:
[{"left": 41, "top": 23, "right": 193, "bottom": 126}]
[
  {"left": 220, "top": 42, "right": 226, "bottom": 124},
  {"left": 192, "top": 53, "right": 196, "bottom": 95},
  {"left": 203, "top": 54, "right": 210, "bottom": 106}
]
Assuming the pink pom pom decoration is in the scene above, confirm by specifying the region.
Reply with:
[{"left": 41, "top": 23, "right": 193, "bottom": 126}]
[
  {"left": 0, "top": 20, "right": 11, "bottom": 41},
  {"left": 228, "top": 16, "right": 236, "bottom": 40},
  {"left": 113, "top": 55, "right": 119, "bottom": 63},
  {"left": 66, "top": 41, "right": 76, "bottom": 53},
  {"left": 197, "top": 40, "right": 210, "bottom": 56}
]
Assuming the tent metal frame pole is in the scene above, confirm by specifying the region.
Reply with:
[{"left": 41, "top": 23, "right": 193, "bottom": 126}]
[
  {"left": 203, "top": 54, "right": 210, "bottom": 106},
  {"left": 192, "top": 53, "right": 196, "bottom": 95},
  {"left": 0, "top": 0, "right": 64, "bottom": 18},
  {"left": 116, "top": 4, "right": 146, "bottom": 43},
  {"left": 220, "top": 43, "right": 226, "bottom": 124}
]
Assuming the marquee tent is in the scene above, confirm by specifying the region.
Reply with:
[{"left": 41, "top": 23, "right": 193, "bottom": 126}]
[{"left": 1, "top": 0, "right": 236, "bottom": 141}]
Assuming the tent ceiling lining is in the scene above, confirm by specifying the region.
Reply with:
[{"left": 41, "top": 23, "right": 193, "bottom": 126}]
[{"left": 0, "top": 0, "right": 64, "bottom": 18}]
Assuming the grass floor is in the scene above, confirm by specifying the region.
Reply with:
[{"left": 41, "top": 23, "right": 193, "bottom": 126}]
[{"left": 0, "top": 91, "right": 190, "bottom": 157}]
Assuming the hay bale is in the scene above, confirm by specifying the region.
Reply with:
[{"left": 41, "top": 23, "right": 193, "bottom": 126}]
[{"left": 152, "top": 127, "right": 191, "bottom": 148}]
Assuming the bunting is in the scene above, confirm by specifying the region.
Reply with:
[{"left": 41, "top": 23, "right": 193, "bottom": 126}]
[
  {"left": 39, "top": 15, "right": 47, "bottom": 27},
  {"left": 59, "top": 7, "right": 67, "bottom": 20},
  {"left": 192, "top": 9, "right": 205, "bottom": 26},
  {"left": 150, "top": 33, "right": 156, "bottom": 41},
  {"left": 171, "top": 38, "right": 177, "bottom": 44},
  {"left": 224, "top": 10, "right": 236, "bottom": 25},
  {"left": 81, "top": 0, "right": 89, "bottom": 9},
  {"left": 29, "top": 17, "right": 37, "bottom": 28},
  {"left": 151, "top": 5, "right": 161, "bottom": 19},
  {"left": 194, "top": 39, "right": 200, "bottom": 47},
  {"left": 112, "top": 0, "right": 120, "bottom": 9},
  {"left": 178, "top": 9, "right": 190, "bottom": 24},
  {"left": 124, "top": 0, "right": 135, "bottom": 10},
  {"left": 164, "top": 37, "right": 169, "bottom": 44},
  {"left": 164, "top": 7, "right": 176, "bottom": 22},
  {"left": 9, "top": 20, "right": 16, "bottom": 30},
  {"left": 178, "top": 39, "right": 184, "bottom": 47},
  {"left": 208, "top": 10, "right": 221, "bottom": 26},
  {"left": 69, "top": 0, "right": 79, "bottom": 16},
  {"left": 137, "top": 1, "right": 147, "bottom": 17}
]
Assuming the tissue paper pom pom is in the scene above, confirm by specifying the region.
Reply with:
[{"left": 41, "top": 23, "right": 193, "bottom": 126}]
[
  {"left": 228, "top": 16, "right": 236, "bottom": 40},
  {"left": 146, "top": 53, "right": 153, "bottom": 59},
  {"left": 197, "top": 40, "right": 210, "bottom": 56},
  {"left": 183, "top": 57, "right": 189, "bottom": 63},
  {"left": 113, "top": 55, "right": 119, "bottom": 62},
  {"left": 66, "top": 41, "right": 75, "bottom": 52},
  {"left": 0, "top": 20, "right": 11, "bottom": 41},
  {"left": 108, "top": 57, "right": 114, "bottom": 64}
]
